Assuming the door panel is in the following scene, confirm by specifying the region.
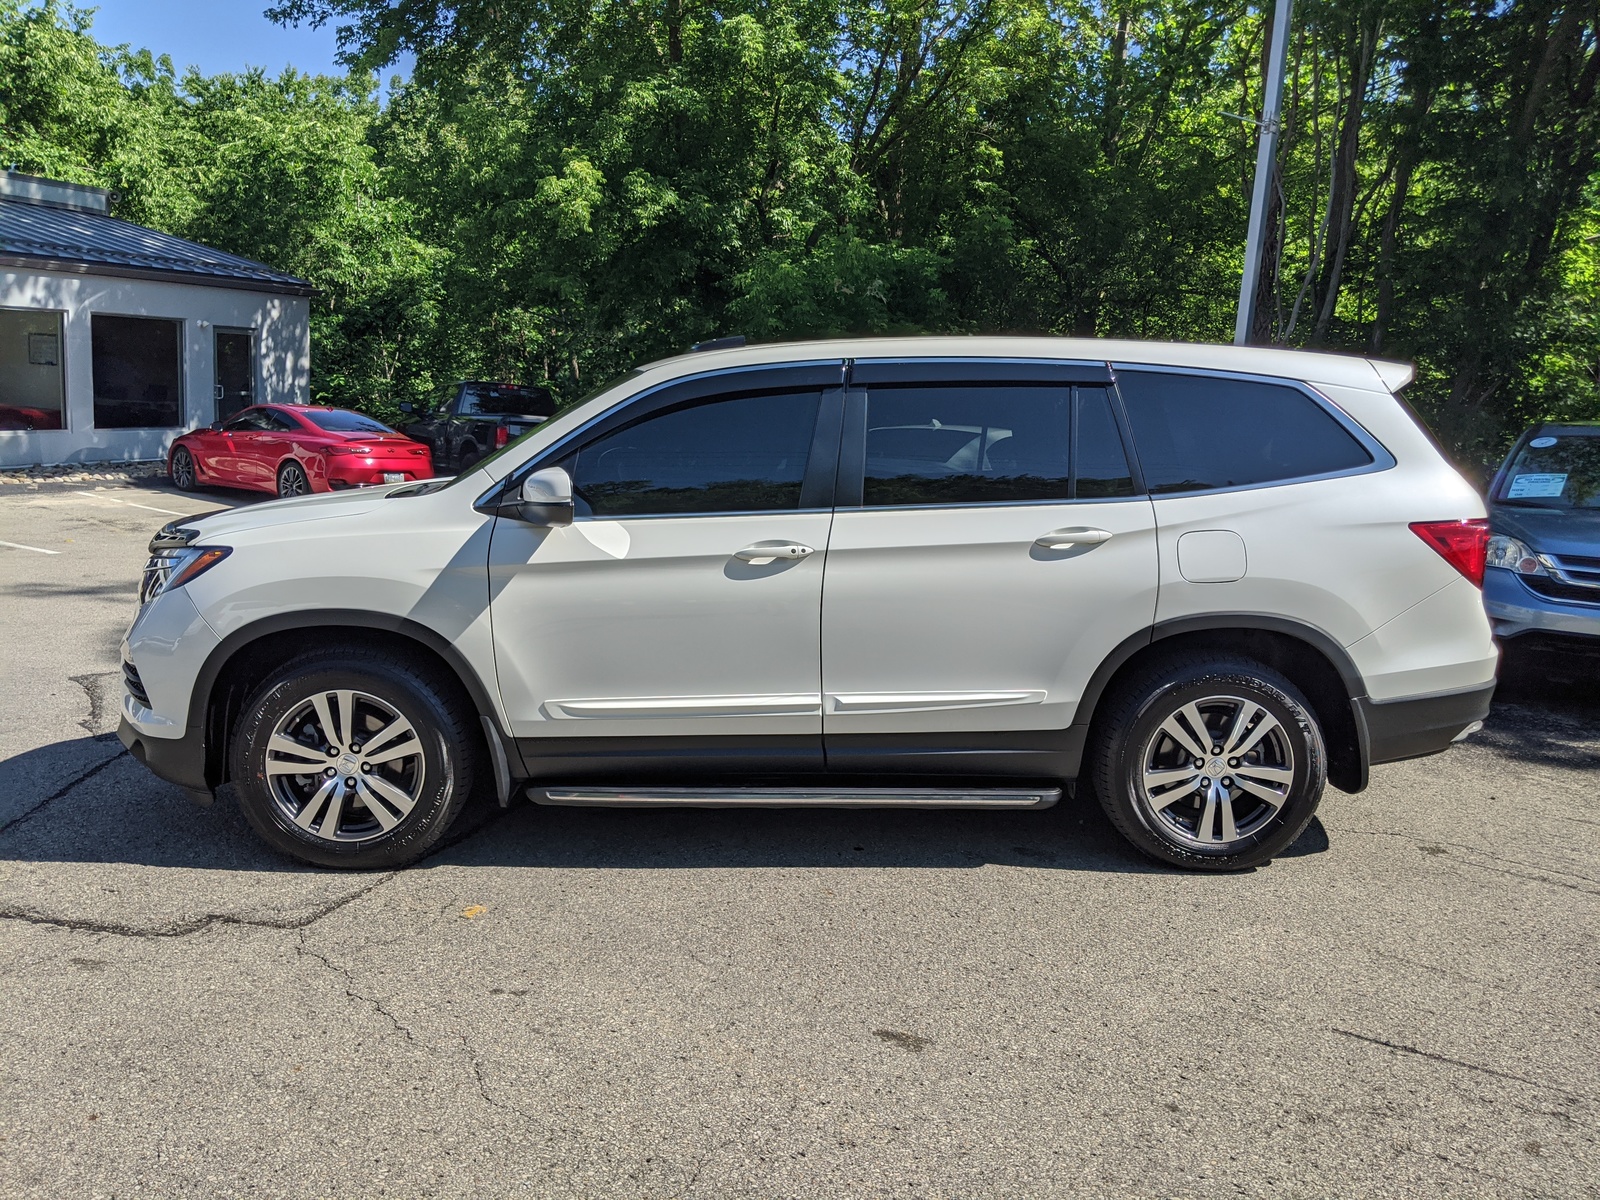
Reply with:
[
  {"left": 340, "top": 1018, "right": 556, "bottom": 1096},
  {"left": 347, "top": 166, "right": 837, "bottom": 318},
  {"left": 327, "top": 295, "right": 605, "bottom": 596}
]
[
  {"left": 214, "top": 329, "right": 254, "bottom": 421},
  {"left": 821, "top": 379, "right": 1159, "bottom": 742}
]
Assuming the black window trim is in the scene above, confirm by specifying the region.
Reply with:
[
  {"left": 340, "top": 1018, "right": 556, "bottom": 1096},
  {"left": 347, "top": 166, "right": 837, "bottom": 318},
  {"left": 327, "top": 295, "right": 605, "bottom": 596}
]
[
  {"left": 1108, "top": 362, "right": 1397, "bottom": 499},
  {"left": 476, "top": 360, "right": 848, "bottom": 520},
  {"left": 835, "top": 375, "right": 1142, "bottom": 512}
]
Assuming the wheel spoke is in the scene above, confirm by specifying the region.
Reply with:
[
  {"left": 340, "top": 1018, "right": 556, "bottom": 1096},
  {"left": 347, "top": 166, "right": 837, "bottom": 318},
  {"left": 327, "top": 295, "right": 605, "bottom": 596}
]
[
  {"left": 1144, "top": 766, "right": 1203, "bottom": 789},
  {"left": 1158, "top": 712, "right": 1209, "bottom": 761},
  {"left": 1195, "top": 785, "right": 1220, "bottom": 842},
  {"left": 360, "top": 714, "right": 415, "bottom": 758},
  {"left": 267, "top": 735, "right": 327, "bottom": 766},
  {"left": 1150, "top": 785, "right": 1199, "bottom": 812},
  {"left": 1234, "top": 776, "right": 1288, "bottom": 809},
  {"left": 1218, "top": 791, "right": 1239, "bottom": 842},
  {"left": 354, "top": 776, "right": 409, "bottom": 830},
  {"left": 1222, "top": 701, "right": 1262, "bottom": 755},
  {"left": 335, "top": 690, "right": 355, "bottom": 751},
  {"left": 311, "top": 692, "right": 342, "bottom": 751},
  {"left": 294, "top": 777, "right": 339, "bottom": 831},
  {"left": 1234, "top": 763, "right": 1294, "bottom": 786},
  {"left": 1233, "top": 711, "right": 1283, "bottom": 759},
  {"left": 363, "top": 738, "right": 420, "bottom": 767},
  {"left": 318, "top": 787, "right": 348, "bottom": 838}
]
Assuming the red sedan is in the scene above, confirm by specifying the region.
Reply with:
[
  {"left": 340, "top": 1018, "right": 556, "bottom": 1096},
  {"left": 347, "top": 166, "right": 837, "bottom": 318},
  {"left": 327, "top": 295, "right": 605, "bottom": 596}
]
[{"left": 168, "top": 405, "right": 434, "bottom": 497}]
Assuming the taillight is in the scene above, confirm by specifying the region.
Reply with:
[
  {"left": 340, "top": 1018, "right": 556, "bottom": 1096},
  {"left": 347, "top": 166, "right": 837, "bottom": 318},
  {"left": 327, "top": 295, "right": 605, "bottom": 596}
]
[
  {"left": 494, "top": 427, "right": 510, "bottom": 449},
  {"left": 1410, "top": 519, "right": 1490, "bottom": 587}
]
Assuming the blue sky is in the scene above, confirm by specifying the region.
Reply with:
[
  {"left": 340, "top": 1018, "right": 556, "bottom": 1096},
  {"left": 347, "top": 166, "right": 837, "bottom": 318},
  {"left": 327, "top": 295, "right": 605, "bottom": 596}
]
[{"left": 85, "top": 1, "right": 412, "bottom": 89}]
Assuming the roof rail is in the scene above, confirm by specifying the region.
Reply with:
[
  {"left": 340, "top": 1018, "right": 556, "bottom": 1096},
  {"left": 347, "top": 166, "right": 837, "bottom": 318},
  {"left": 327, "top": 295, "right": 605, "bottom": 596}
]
[{"left": 690, "top": 335, "right": 747, "bottom": 352}]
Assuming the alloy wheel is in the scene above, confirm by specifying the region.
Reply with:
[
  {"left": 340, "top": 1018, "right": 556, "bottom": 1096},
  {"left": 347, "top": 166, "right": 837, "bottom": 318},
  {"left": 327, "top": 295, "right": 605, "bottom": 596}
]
[
  {"left": 1136, "top": 694, "right": 1296, "bottom": 851},
  {"left": 171, "top": 448, "right": 195, "bottom": 489},
  {"left": 263, "top": 689, "right": 426, "bottom": 843},
  {"left": 278, "top": 464, "right": 308, "bottom": 496}
]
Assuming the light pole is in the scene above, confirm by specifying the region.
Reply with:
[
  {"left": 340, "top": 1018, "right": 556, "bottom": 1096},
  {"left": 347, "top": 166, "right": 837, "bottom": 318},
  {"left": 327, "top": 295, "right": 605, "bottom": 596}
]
[{"left": 1234, "top": 0, "right": 1295, "bottom": 345}]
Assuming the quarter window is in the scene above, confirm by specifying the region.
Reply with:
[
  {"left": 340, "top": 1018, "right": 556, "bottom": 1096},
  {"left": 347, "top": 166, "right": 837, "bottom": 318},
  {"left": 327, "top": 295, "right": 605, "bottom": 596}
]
[
  {"left": 1074, "top": 388, "right": 1136, "bottom": 498},
  {"left": 570, "top": 390, "right": 821, "bottom": 517},
  {"left": 1116, "top": 370, "right": 1372, "bottom": 494},
  {"left": 862, "top": 385, "right": 1072, "bottom": 506}
]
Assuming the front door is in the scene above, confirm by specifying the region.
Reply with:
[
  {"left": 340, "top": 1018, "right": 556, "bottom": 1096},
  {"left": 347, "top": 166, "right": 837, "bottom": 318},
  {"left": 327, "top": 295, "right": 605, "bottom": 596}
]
[
  {"left": 488, "top": 374, "right": 843, "bottom": 774},
  {"left": 214, "top": 329, "right": 255, "bottom": 421},
  {"left": 820, "top": 372, "right": 1159, "bottom": 773}
]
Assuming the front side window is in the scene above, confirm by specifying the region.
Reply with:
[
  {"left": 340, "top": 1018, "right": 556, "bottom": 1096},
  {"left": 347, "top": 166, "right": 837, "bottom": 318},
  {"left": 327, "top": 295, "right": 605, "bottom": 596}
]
[
  {"left": 1116, "top": 369, "right": 1373, "bottom": 494},
  {"left": 569, "top": 390, "right": 822, "bottom": 517},
  {"left": 0, "top": 308, "right": 66, "bottom": 431},
  {"left": 223, "top": 409, "right": 265, "bottom": 432},
  {"left": 862, "top": 384, "right": 1072, "bottom": 506},
  {"left": 92, "top": 315, "right": 183, "bottom": 429}
]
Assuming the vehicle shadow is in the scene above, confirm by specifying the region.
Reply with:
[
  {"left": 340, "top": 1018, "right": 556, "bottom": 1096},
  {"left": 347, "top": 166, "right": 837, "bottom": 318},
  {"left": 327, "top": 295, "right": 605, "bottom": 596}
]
[
  {"left": 0, "top": 736, "right": 1331, "bottom": 874},
  {"left": 1480, "top": 640, "right": 1600, "bottom": 772}
]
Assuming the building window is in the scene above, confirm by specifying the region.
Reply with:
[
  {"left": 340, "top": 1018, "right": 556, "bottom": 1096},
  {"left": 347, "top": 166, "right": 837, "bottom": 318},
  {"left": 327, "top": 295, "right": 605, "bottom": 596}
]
[
  {"left": 0, "top": 308, "right": 66, "bottom": 431},
  {"left": 92, "top": 315, "right": 184, "bottom": 429}
]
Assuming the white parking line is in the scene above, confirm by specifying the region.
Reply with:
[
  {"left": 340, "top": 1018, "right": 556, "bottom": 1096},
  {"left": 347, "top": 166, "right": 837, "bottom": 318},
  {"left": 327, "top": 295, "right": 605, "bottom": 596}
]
[
  {"left": 0, "top": 539, "right": 61, "bottom": 554},
  {"left": 72, "top": 491, "right": 187, "bottom": 517}
]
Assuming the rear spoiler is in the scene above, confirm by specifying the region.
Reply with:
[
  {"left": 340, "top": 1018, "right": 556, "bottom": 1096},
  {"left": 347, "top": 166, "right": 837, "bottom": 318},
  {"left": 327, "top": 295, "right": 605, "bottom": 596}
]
[{"left": 1368, "top": 358, "right": 1416, "bottom": 392}]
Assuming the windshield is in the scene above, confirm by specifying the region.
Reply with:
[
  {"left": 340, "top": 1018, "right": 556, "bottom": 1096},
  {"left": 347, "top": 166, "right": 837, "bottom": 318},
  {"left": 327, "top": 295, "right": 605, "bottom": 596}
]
[
  {"left": 1496, "top": 432, "right": 1600, "bottom": 509},
  {"left": 302, "top": 409, "right": 397, "bottom": 434}
]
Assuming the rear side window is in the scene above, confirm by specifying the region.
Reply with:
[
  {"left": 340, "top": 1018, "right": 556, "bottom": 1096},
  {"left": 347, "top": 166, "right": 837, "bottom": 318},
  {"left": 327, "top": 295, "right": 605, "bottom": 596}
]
[
  {"left": 862, "top": 385, "right": 1072, "bottom": 505},
  {"left": 1116, "top": 370, "right": 1372, "bottom": 494},
  {"left": 1074, "top": 388, "right": 1136, "bottom": 498},
  {"left": 570, "top": 390, "right": 821, "bottom": 517}
]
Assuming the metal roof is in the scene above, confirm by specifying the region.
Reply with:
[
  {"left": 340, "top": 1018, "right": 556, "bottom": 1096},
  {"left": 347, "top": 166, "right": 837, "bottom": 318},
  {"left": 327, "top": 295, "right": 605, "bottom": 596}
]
[{"left": 0, "top": 197, "right": 314, "bottom": 296}]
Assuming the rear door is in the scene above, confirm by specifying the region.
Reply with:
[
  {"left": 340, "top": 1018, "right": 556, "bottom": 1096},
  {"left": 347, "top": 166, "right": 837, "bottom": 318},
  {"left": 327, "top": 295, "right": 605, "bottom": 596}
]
[
  {"left": 820, "top": 361, "right": 1158, "bottom": 775},
  {"left": 488, "top": 364, "right": 845, "bottom": 770}
]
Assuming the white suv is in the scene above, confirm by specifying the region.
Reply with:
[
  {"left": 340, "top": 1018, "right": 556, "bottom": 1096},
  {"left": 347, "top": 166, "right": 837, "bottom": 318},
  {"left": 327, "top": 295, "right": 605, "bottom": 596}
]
[{"left": 119, "top": 338, "right": 1497, "bottom": 871}]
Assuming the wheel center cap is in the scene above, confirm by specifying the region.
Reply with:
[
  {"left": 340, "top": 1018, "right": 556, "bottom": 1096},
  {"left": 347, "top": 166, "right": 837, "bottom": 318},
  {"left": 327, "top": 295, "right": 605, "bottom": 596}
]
[
  {"left": 338, "top": 754, "right": 360, "bottom": 774},
  {"left": 1206, "top": 758, "right": 1226, "bottom": 777}
]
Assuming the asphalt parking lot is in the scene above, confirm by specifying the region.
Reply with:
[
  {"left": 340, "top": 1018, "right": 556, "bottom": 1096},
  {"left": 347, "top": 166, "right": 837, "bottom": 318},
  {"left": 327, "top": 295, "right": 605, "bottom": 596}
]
[{"left": 1, "top": 476, "right": 1597, "bottom": 1199}]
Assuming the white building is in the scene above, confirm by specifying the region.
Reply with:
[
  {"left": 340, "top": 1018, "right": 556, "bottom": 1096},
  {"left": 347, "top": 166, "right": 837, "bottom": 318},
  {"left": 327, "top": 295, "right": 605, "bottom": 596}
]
[{"left": 0, "top": 171, "right": 312, "bottom": 469}]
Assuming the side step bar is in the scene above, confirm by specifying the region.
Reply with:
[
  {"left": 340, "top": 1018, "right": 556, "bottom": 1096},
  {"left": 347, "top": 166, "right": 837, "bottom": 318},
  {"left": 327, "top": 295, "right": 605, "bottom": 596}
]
[{"left": 534, "top": 786, "right": 1061, "bottom": 810}]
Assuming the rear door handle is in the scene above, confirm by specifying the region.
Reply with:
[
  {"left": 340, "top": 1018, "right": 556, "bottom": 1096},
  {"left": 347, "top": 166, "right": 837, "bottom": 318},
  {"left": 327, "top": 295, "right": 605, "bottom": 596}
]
[
  {"left": 734, "top": 542, "right": 815, "bottom": 562},
  {"left": 1036, "top": 527, "right": 1113, "bottom": 549}
]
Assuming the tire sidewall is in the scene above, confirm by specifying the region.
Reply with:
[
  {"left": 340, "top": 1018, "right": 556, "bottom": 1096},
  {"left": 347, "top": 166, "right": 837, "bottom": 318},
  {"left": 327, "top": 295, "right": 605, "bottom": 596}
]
[
  {"left": 231, "top": 658, "right": 469, "bottom": 868},
  {"left": 1106, "top": 666, "right": 1325, "bottom": 870},
  {"left": 277, "top": 462, "right": 308, "bottom": 497}
]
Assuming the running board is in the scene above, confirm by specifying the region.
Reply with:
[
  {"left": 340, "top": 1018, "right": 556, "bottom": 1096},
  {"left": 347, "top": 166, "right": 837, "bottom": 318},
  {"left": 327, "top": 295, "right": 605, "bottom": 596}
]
[{"left": 533, "top": 786, "right": 1060, "bottom": 810}]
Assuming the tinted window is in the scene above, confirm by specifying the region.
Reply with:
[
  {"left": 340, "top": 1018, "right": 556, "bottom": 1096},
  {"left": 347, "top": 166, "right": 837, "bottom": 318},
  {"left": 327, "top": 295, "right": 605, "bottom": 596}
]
[
  {"left": 261, "top": 409, "right": 299, "bottom": 432},
  {"left": 1075, "top": 388, "right": 1136, "bottom": 498},
  {"left": 570, "top": 391, "right": 821, "bottom": 517},
  {"left": 1117, "top": 370, "right": 1372, "bottom": 493},
  {"left": 91, "top": 315, "right": 182, "bottom": 429},
  {"left": 863, "top": 385, "right": 1071, "bottom": 506},
  {"left": 462, "top": 384, "right": 555, "bottom": 417},
  {"left": 302, "top": 409, "right": 396, "bottom": 434},
  {"left": 222, "top": 410, "right": 261, "bottom": 432}
]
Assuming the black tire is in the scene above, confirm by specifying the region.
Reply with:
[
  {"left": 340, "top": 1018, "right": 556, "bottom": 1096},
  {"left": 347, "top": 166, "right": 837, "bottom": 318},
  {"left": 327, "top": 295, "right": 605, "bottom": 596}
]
[
  {"left": 277, "top": 461, "right": 310, "bottom": 497},
  {"left": 170, "top": 446, "right": 197, "bottom": 491},
  {"left": 456, "top": 444, "right": 481, "bottom": 473},
  {"left": 1089, "top": 653, "right": 1326, "bottom": 871},
  {"left": 229, "top": 649, "right": 478, "bottom": 869}
]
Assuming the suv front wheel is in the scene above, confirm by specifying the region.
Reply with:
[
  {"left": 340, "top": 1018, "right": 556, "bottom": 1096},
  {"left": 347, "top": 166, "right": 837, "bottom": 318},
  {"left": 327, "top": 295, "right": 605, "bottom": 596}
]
[
  {"left": 1091, "top": 654, "right": 1326, "bottom": 871},
  {"left": 229, "top": 649, "right": 478, "bottom": 868}
]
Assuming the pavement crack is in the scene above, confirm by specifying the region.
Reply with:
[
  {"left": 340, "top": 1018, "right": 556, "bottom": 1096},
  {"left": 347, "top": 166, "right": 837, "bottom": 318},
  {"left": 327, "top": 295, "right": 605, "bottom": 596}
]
[
  {"left": 297, "top": 933, "right": 418, "bottom": 1044},
  {"left": 1331, "top": 1028, "right": 1589, "bottom": 1102},
  {"left": 0, "top": 870, "right": 398, "bottom": 939},
  {"left": 0, "top": 741, "right": 127, "bottom": 834},
  {"left": 1342, "top": 827, "right": 1600, "bottom": 895},
  {"left": 458, "top": 1034, "right": 541, "bottom": 1130}
]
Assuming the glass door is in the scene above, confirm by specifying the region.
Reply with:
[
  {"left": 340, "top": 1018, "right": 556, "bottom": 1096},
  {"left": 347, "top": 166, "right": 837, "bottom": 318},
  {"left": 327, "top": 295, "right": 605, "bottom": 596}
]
[{"left": 213, "top": 328, "right": 255, "bottom": 421}]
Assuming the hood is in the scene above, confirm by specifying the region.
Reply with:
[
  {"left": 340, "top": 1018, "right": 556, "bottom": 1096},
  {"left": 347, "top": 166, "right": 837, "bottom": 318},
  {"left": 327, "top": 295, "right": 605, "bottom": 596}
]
[
  {"left": 1490, "top": 504, "right": 1600, "bottom": 558},
  {"left": 174, "top": 482, "right": 408, "bottom": 540}
]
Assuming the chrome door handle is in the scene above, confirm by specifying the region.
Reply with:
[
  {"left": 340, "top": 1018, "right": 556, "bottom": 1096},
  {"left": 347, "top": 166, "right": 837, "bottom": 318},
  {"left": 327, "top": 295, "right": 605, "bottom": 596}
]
[
  {"left": 734, "top": 542, "right": 815, "bottom": 562},
  {"left": 1036, "top": 527, "right": 1113, "bottom": 549}
]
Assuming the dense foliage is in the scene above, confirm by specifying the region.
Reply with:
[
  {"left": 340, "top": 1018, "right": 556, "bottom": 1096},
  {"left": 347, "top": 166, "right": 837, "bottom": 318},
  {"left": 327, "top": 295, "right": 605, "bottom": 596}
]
[{"left": 2, "top": 0, "right": 1595, "bottom": 464}]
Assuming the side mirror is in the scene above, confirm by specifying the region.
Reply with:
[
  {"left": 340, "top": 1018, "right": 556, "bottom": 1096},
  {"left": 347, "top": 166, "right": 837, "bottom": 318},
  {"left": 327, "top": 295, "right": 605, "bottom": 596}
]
[
  {"left": 209, "top": 420, "right": 225, "bottom": 432},
  {"left": 504, "top": 466, "right": 574, "bottom": 526},
  {"left": 398, "top": 402, "right": 415, "bottom": 414}
]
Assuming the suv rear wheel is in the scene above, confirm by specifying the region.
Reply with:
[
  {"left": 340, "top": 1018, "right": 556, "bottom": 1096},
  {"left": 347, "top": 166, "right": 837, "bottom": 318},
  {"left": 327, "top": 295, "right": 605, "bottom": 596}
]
[
  {"left": 1091, "top": 654, "right": 1326, "bottom": 870},
  {"left": 229, "top": 649, "right": 477, "bottom": 868}
]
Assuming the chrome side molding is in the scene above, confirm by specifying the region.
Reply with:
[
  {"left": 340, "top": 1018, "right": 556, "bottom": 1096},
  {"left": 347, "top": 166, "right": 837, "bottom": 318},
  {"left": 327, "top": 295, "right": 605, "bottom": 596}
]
[{"left": 533, "top": 786, "right": 1061, "bottom": 809}]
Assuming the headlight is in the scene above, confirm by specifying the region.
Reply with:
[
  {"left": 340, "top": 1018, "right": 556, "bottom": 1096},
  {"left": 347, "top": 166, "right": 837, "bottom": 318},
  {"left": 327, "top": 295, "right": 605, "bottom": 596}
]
[
  {"left": 141, "top": 521, "right": 231, "bottom": 604},
  {"left": 1485, "top": 534, "right": 1549, "bottom": 576}
]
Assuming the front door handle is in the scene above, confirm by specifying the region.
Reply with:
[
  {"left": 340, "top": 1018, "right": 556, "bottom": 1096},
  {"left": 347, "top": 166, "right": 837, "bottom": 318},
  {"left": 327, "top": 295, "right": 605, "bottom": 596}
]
[
  {"left": 1036, "top": 527, "right": 1113, "bottom": 549},
  {"left": 734, "top": 542, "right": 815, "bottom": 562}
]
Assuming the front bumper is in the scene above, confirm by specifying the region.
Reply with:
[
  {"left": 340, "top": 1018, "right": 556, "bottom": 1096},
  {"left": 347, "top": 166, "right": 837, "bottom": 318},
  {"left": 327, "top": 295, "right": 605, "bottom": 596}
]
[
  {"left": 1483, "top": 566, "right": 1600, "bottom": 641},
  {"left": 119, "top": 716, "right": 212, "bottom": 804},
  {"left": 1355, "top": 681, "right": 1496, "bottom": 767}
]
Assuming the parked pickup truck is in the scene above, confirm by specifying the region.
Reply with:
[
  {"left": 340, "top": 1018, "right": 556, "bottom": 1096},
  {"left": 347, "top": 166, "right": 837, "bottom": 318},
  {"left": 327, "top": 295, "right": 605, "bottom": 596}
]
[{"left": 399, "top": 381, "right": 557, "bottom": 473}]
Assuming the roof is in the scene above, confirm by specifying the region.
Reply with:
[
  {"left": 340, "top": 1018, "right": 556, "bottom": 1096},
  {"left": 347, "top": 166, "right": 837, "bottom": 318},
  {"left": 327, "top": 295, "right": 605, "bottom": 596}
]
[
  {"left": 0, "top": 196, "right": 314, "bottom": 296},
  {"left": 641, "top": 336, "right": 1414, "bottom": 393}
]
